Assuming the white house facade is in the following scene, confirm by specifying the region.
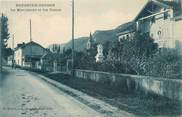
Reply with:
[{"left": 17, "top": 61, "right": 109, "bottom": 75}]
[
  {"left": 135, "top": 0, "right": 182, "bottom": 48},
  {"left": 14, "top": 41, "right": 47, "bottom": 69},
  {"left": 117, "top": 0, "right": 182, "bottom": 49}
]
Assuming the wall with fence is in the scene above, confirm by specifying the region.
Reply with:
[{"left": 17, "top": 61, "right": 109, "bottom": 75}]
[{"left": 75, "top": 69, "right": 182, "bottom": 101}]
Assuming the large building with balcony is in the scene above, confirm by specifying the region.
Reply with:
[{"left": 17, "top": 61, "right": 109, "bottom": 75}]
[{"left": 118, "top": 0, "right": 182, "bottom": 48}]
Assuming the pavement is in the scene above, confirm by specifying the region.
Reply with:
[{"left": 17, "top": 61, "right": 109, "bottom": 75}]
[{"left": 0, "top": 67, "right": 102, "bottom": 117}]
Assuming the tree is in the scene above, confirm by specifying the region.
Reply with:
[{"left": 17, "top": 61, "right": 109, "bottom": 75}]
[
  {"left": 104, "top": 32, "right": 158, "bottom": 75},
  {"left": 57, "top": 46, "right": 61, "bottom": 53},
  {"left": 122, "top": 33, "right": 158, "bottom": 75},
  {"left": 146, "top": 48, "right": 182, "bottom": 78},
  {"left": 1, "top": 14, "right": 10, "bottom": 59}
]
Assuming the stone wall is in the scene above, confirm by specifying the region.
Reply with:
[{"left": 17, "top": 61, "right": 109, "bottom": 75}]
[{"left": 75, "top": 69, "right": 182, "bottom": 101}]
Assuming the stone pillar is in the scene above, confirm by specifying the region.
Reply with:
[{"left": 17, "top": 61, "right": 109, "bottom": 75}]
[
  {"left": 66, "top": 59, "right": 72, "bottom": 74},
  {"left": 53, "top": 60, "right": 57, "bottom": 72}
]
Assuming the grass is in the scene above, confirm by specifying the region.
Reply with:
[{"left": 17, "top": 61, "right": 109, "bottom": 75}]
[{"left": 42, "top": 72, "right": 181, "bottom": 117}]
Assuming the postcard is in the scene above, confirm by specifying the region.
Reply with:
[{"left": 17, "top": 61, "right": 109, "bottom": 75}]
[{"left": 0, "top": 0, "right": 182, "bottom": 117}]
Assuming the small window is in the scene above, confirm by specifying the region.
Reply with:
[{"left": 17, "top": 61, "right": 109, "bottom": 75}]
[
  {"left": 118, "top": 37, "right": 122, "bottom": 42},
  {"left": 157, "top": 31, "right": 162, "bottom": 36},
  {"left": 136, "top": 21, "right": 140, "bottom": 31},
  {"left": 118, "top": 38, "right": 121, "bottom": 42},
  {"left": 126, "top": 35, "right": 129, "bottom": 39},
  {"left": 157, "top": 30, "right": 163, "bottom": 39},
  {"left": 150, "top": 33, "right": 154, "bottom": 38},
  {"left": 164, "top": 12, "right": 168, "bottom": 20}
]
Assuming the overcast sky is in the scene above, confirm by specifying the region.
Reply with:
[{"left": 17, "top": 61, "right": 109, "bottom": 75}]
[{"left": 0, "top": 0, "right": 147, "bottom": 48}]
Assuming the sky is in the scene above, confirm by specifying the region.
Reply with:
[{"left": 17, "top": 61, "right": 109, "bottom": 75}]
[{"left": 0, "top": 0, "right": 148, "bottom": 48}]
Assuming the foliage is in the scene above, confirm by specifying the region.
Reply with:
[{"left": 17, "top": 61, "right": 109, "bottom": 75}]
[
  {"left": 62, "top": 32, "right": 182, "bottom": 79},
  {"left": 104, "top": 33, "right": 158, "bottom": 75},
  {"left": 146, "top": 49, "right": 182, "bottom": 78},
  {"left": 51, "top": 44, "right": 61, "bottom": 53},
  {"left": 1, "top": 14, "right": 10, "bottom": 48},
  {"left": 1, "top": 14, "right": 10, "bottom": 59},
  {"left": 4, "top": 48, "right": 13, "bottom": 59}
]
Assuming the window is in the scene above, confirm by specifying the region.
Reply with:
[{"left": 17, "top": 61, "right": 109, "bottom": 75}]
[
  {"left": 157, "top": 30, "right": 163, "bottom": 39},
  {"left": 118, "top": 37, "right": 122, "bottom": 42},
  {"left": 136, "top": 21, "right": 140, "bottom": 31},
  {"left": 152, "top": 16, "right": 155, "bottom": 23},
  {"left": 157, "top": 31, "right": 162, "bottom": 36},
  {"left": 150, "top": 33, "right": 154, "bottom": 38},
  {"left": 126, "top": 35, "right": 129, "bottom": 39},
  {"left": 164, "top": 12, "right": 168, "bottom": 20}
]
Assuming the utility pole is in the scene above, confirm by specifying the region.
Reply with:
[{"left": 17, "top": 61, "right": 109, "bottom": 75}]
[
  {"left": 12, "top": 34, "right": 15, "bottom": 68},
  {"left": 30, "top": 19, "right": 32, "bottom": 68},
  {"left": 30, "top": 19, "right": 32, "bottom": 42},
  {"left": 71, "top": 0, "right": 75, "bottom": 77},
  {"left": 12, "top": 34, "right": 14, "bottom": 51},
  {"left": 0, "top": 17, "right": 2, "bottom": 73}
]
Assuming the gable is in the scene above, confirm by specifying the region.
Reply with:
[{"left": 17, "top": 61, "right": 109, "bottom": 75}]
[
  {"left": 20, "top": 42, "right": 46, "bottom": 56},
  {"left": 135, "top": 0, "right": 171, "bottom": 21}
]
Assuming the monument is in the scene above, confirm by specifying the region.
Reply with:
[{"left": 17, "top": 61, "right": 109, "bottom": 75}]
[{"left": 95, "top": 44, "right": 104, "bottom": 63}]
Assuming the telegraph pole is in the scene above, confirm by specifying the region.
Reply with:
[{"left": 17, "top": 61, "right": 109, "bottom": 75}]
[
  {"left": 12, "top": 34, "right": 15, "bottom": 68},
  {"left": 71, "top": 0, "right": 75, "bottom": 77},
  {"left": 30, "top": 19, "right": 32, "bottom": 42},
  {"left": 12, "top": 34, "right": 14, "bottom": 51},
  {"left": 30, "top": 19, "right": 32, "bottom": 68},
  {"left": 0, "top": 17, "right": 2, "bottom": 73}
]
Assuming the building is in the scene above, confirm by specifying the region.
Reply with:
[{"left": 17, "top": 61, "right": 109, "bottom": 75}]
[
  {"left": 14, "top": 41, "right": 47, "bottom": 69},
  {"left": 118, "top": 29, "right": 135, "bottom": 42},
  {"left": 134, "top": 0, "right": 182, "bottom": 48},
  {"left": 117, "top": 22, "right": 136, "bottom": 42},
  {"left": 41, "top": 52, "right": 64, "bottom": 72},
  {"left": 7, "top": 55, "right": 13, "bottom": 66},
  {"left": 41, "top": 51, "right": 66, "bottom": 72},
  {"left": 87, "top": 32, "right": 95, "bottom": 50},
  {"left": 117, "top": 0, "right": 182, "bottom": 48}
]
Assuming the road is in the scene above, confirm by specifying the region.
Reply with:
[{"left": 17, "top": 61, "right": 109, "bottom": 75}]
[{"left": 0, "top": 67, "right": 102, "bottom": 117}]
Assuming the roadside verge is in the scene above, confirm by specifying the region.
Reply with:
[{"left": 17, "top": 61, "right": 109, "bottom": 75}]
[{"left": 32, "top": 72, "right": 136, "bottom": 117}]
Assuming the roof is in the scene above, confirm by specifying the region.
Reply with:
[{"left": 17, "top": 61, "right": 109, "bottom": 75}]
[
  {"left": 15, "top": 41, "right": 45, "bottom": 51},
  {"left": 134, "top": 0, "right": 172, "bottom": 21},
  {"left": 161, "top": 1, "right": 178, "bottom": 8},
  {"left": 41, "top": 51, "right": 63, "bottom": 60},
  {"left": 21, "top": 41, "right": 45, "bottom": 49},
  {"left": 116, "top": 22, "right": 136, "bottom": 34}
]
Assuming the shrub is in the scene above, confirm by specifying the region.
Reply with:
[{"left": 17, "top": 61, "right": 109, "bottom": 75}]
[{"left": 146, "top": 48, "right": 182, "bottom": 79}]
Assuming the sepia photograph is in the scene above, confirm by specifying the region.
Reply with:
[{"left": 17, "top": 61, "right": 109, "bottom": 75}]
[{"left": 0, "top": 0, "right": 182, "bottom": 117}]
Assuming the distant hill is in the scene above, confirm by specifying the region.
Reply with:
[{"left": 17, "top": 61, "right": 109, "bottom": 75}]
[
  {"left": 115, "top": 22, "right": 135, "bottom": 33},
  {"left": 63, "top": 30, "right": 117, "bottom": 52},
  {"left": 92, "top": 29, "right": 117, "bottom": 44},
  {"left": 48, "top": 22, "right": 135, "bottom": 52},
  {"left": 64, "top": 37, "right": 89, "bottom": 52}
]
